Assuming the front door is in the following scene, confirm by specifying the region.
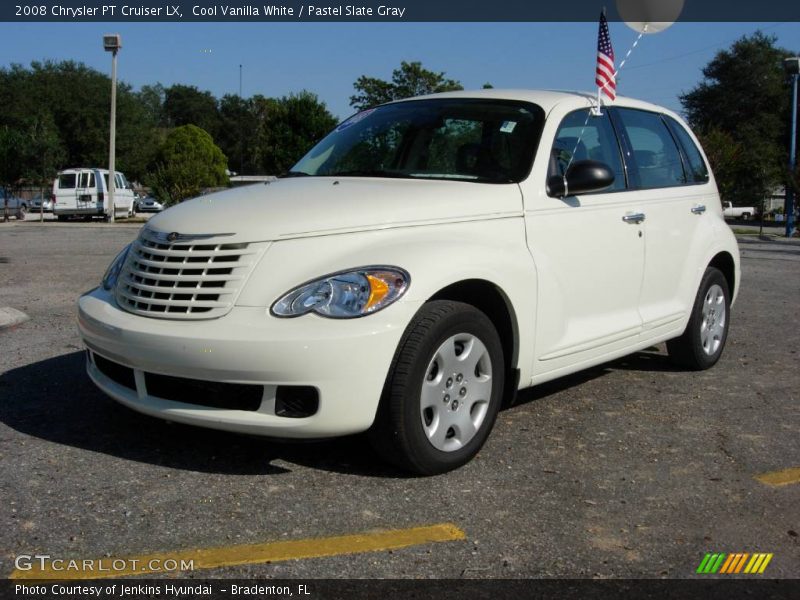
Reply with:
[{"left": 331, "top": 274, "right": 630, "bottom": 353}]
[{"left": 524, "top": 107, "right": 645, "bottom": 380}]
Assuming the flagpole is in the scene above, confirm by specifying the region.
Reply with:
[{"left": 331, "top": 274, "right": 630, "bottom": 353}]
[{"left": 595, "top": 7, "right": 609, "bottom": 115}]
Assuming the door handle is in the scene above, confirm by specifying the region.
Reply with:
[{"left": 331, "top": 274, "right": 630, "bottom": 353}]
[
  {"left": 622, "top": 212, "right": 646, "bottom": 224},
  {"left": 691, "top": 204, "right": 707, "bottom": 215}
]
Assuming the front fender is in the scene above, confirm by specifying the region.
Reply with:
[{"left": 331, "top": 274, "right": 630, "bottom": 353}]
[{"left": 236, "top": 218, "right": 539, "bottom": 382}]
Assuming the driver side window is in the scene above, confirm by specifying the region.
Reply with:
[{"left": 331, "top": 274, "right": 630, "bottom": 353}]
[{"left": 549, "top": 110, "right": 626, "bottom": 192}]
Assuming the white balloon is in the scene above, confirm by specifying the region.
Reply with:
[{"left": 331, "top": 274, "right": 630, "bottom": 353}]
[{"left": 616, "top": 0, "right": 684, "bottom": 34}]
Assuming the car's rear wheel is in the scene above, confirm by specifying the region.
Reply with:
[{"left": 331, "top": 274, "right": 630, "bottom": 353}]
[
  {"left": 667, "top": 267, "right": 730, "bottom": 370},
  {"left": 369, "top": 300, "right": 504, "bottom": 475}
]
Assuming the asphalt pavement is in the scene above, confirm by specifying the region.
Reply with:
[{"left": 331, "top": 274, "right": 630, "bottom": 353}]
[{"left": 0, "top": 222, "right": 798, "bottom": 580}]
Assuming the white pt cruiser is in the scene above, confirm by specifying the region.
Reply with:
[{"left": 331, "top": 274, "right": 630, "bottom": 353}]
[{"left": 79, "top": 90, "right": 740, "bottom": 474}]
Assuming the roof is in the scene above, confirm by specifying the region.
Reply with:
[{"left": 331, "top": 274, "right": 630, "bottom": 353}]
[
  {"left": 57, "top": 168, "right": 125, "bottom": 175},
  {"left": 393, "top": 88, "right": 680, "bottom": 120}
]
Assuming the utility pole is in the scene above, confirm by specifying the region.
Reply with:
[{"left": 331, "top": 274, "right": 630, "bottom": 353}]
[{"left": 783, "top": 57, "right": 799, "bottom": 238}]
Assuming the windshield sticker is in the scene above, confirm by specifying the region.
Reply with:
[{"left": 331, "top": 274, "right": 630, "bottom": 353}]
[
  {"left": 336, "top": 108, "right": 376, "bottom": 132},
  {"left": 500, "top": 121, "right": 517, "bottom": 134}
]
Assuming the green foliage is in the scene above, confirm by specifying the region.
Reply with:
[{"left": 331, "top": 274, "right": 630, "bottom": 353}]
[
  {"left": 696, "top": 129, "right": 742, "bottom": 203},
  {"left": 146, "top": 125, "right": 228, "bottom": 204},
  {"left": 163, "top": 84, "right": 221, "bottom": 136},
  {"left": 253, "top": 91, "right": 338, "bottom": 174},
  {"left": 217, "top": 94, "right": 260, "bottom": 175},
  {"left": 350, "top": 61, "right": 463, "bottom": 111},
  {"left": 680, "top": 32, "right": 794, "bottom": 204},
  {"left": 0, "top": 60, "right": 159, "bottom": 183},
  {"left": 0, "top": 114, "right": 65, "bottom": 186},
  {"left": 0, "top": 61, "right": 337, "bottom": 185}
]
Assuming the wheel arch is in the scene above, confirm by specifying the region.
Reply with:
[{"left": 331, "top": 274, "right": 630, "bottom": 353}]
[
  {"left": 708, "top": 251, "right": 736, "bottom": 297},
  {"left": 427, "top": 279, "right": 520, "bottom": 405}
]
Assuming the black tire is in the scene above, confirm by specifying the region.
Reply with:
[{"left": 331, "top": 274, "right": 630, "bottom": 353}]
[
  {"left": 56, "top": 215, "right": 68, "bottom": 222},
  {"left": 741, "top": 212, "right": 751, "bottom": 221},
  {"left": 667, "top": 267, "right": 730, "bottom": 370},
  {"left": 369, "top": 300, "right": 505, "bottom": 475}
]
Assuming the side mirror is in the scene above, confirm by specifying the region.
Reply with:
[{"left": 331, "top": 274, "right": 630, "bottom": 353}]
[{"left": 547, "top": 160, "right": 615, "bottom": 198}]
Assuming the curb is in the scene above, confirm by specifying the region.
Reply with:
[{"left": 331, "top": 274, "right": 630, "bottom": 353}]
[
  {"left": 736, "top": 235, "right": 800, "bottom": 247},
  {"left": 8, "top": 222, "right": 145, "bottom": 230},
  {"left": 0, "top": 307, "right": 29, "bottom": 330}
]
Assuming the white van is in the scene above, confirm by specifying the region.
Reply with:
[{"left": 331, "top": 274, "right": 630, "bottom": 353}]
[{"left": 52, "top": 168, "right": 135, "bottom": 221}]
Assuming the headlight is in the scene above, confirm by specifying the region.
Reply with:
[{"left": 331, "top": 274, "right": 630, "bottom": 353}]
[
  {"left": 102, "top": 244, "right": 131, "bottom": 291},
  {"left": 271, "top": 267, "right": 410, "bottom": 319}
]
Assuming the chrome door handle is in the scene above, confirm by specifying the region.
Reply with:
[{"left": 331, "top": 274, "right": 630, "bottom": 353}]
[
  {"left": 691, "top": 204, "right": 707, "bottom": 214},
  {"left": 622, "top": 212, "right": 646, "bottom": 224}
]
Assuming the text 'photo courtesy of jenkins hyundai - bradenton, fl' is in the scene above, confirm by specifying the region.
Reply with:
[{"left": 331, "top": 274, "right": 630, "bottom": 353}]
[{"left": 78, "top": 89, "right": 740, "bottom": 475}]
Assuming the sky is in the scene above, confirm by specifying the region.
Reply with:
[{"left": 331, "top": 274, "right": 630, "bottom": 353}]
[{"left": 1, "top": 21, "right": 799, "bottom": 120}]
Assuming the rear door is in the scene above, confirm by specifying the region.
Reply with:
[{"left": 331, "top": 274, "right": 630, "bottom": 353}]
[
  {"left": 54, "top": 171, "right": 78, "bottom": 211},
  {"left": 610, "top": 108, "right": 715, "bottom": 335},
  {"left": 76, "top": 170, "right": 94, "bottom": 211}
]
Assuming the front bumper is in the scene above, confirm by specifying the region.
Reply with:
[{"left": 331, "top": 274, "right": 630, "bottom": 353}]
[{"left": 78, "top": 287, "right": 420, "bottom": 438}]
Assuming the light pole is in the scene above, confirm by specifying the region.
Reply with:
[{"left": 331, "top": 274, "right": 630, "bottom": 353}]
[
  {"left": 239, "top": 64, "right": 244, "bottom": 177},
  {"left": 104, "top": 34, "right": 122, "bottom": 223},
  {"left": 784, "top": 57, "right": 799, "bottom": 238}
]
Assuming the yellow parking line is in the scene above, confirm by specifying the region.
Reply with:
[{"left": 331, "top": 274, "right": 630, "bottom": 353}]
[
  {"left": 755, "top": 467, "right": 800, "bottom": 487},
  {"left": 10, "top": 523, "right": 465, "bottom": 581}
]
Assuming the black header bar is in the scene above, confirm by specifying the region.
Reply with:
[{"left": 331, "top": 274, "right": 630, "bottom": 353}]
[{"left": 3, "top": 0, "right": 800, "bottom": 22}]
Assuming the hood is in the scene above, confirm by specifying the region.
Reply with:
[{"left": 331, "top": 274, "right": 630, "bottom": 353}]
[{"left": 145, "top": 177, "right": 523, "bottom": 243}]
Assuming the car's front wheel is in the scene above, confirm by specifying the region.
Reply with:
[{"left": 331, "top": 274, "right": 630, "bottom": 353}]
[
  {"left": 667, "top": 267, "right": 730, "bottom": 370},
  {"left": 370, "top": 300, "right": 504, "bottom": 475}
]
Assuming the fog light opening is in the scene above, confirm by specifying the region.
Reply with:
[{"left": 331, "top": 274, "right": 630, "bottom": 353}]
[{"left": 275, "top": 386, "right": 319, "bottom": 418}]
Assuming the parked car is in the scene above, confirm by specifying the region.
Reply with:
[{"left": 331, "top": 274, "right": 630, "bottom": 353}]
[
  {"left": 30, "top": 194, "right": 53, "bottom": 212},
  {"left": 0, "top": 187, "right": 27, "bottom": 219},
  {"left": 135, "top": 196, "right": 164, "bottom": 212},
  {"left": 52, "top": 168, "right": 135, "bottom": 221},
  {"left": 722, "top": 201, "right": 756, "bottom": 220},
  {"left": 79, "top": 90, "right": 740, "bottom": 474}
]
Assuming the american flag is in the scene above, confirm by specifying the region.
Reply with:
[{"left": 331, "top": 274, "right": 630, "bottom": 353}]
[{"left": 596, "top": 11, "right": 616, "bottom": 100}]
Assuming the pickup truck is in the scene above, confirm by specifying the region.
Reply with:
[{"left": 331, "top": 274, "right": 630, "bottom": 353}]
[{"left": 722, "top": 201, "right": 756, "bottom": 220}]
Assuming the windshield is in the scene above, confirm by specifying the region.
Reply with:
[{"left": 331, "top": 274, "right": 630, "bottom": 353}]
[{"left": 292, "top": 99, "right": 545, "bottom": 184}]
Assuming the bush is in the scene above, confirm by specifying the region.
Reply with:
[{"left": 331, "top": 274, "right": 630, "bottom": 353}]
[{"left": 146, "top": 125, "right": 228, "bottom": 204}]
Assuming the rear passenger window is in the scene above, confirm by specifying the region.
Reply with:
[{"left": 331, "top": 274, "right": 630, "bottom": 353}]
[
  {"left": 616, "top": 109, "right": 686, "bottom": 189},
  {"left": 549, "top": 110, "right": 626, "bottom": 192},
  {"left": 59, "top": 174, "right": 76, "bottom": 189},
  {"left": 665, "top": 117, "right": 709, "bottom": 184}
]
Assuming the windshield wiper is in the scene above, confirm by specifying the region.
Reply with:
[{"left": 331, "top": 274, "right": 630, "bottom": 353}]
[
  {"left": 280, "top": 170, "right": 312, "bottom": 178},
  {"left": 325, "top": 169, "right": 411, "bottom": 179}
]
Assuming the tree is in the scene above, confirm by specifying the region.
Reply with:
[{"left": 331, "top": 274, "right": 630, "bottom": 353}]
[
  {"left": 680, "top": 32, "right": 794, "bottom": 205},
  {"left": 0, "top": 60, "right": 161, "bottom": 182},
  {"left": 696, "top": 128, "right": 742, "bottom": 204},
  {"left": 254, "top": 91, "right": 337, "bottom": 174},
  {"left": 350, "top": 61, "right": 463, "bottom": 111},
  {"left": 217, "top": 94, "right": 260, "bottom": 176},
  {"left": 163, "top": 84, "right": 220, "bottom": 137},
  {"left": 146, "top": 125, "right": 228, "bottom": 204}
]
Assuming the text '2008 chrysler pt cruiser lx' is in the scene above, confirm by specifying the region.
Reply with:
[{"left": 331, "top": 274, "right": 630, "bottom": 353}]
[{"left": 79, "top": 90, "right": 740, "bottom": 474}]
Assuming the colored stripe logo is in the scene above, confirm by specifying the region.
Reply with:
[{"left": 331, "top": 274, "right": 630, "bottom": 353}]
[{"left": 696, "top": 552, "right": 773, "bottom": 574}]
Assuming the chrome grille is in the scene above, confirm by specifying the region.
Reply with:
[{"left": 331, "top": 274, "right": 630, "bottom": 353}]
[{"left": 116, "top": 230, "right": 260, "bottom": 319}]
